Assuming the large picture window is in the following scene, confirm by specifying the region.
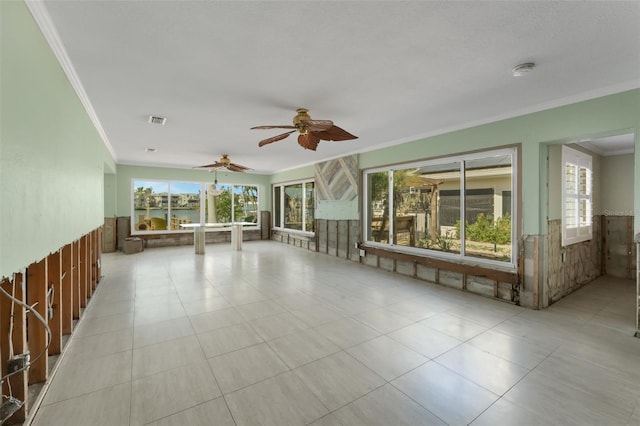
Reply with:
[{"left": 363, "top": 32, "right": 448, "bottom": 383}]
[
  {"left": 561, "top": 145, "right": 592, "bottom": 246},
  {"left": 132, "top": 179, "right": 259, "bottom": 233},
  {"left": 273, "top": 180, "right": 315, "bottom": 233},
  {"left": 363, "top": 148, "right": 516, "bottom": 266}
]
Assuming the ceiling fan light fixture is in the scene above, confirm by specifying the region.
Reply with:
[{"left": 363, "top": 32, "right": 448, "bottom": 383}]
[{"left": 512, "top": 62, "right": 535, "bottom": 77}]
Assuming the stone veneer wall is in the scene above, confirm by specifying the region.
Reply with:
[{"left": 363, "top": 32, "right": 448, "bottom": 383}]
[{"left": 546, "top": 217, "right": 602, "bottom": 305}]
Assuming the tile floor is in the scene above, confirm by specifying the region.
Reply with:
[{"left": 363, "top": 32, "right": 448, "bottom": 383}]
[{"left": 29, "top": 241, "right": 640, "bottom": 426}]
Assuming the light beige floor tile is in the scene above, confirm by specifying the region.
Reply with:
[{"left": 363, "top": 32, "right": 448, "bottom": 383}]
[
  {"left": 134, "top": 302, "right": 187, "bottom": 326},
  {"left": 386, "top": 297, "right": 451, "bottom": 321},
  {"left": 467, "top": 329, "right": 554, "bottom": 369},
  {"left": 249, "top": 311, "right": 310, "bottom": 340},
  {"left": 130, "top": 361, "right": 221, "bottom": 426},
  {"left": 308, "top": 413, "right": 345, "bottom": 426},
  {"left": 503, "top": 369, "right": 630, "bottom": 426},
  {"left": 268, "top": 328, "right": 341, "bottom": 368},
  {"left": 189, "top": 307, "right": 246, "bottom": 334},
  {"left": 182, "top": 295, "right": 232, "bottom": 315},
  {"left": 73, "top": 311, "right": 134, "bottom": 338},
  {"left": 197, "top": 322, "right": 263, "bottom": 358},
  {"left": 146, "top": 397, "right": 235, "bottom": 426},
  {"left": 236, "top": 299, "right": 287, "bottom": 321},
  {"left": 333, "top": 383, "right": 445, "bottom": 426},
  {"left": 43, "top": 350, "right": 132, "bottom": 405},
  {"left": 392, "top": 361, "right": 498, "bottom": 426},
  {"left": 435, "top": 343, "right": 530, "bottom": 395},
  {"left": 388, "top": 322, "right": 462, "bottom": 358},
  {"left": 133, "top": 316, "right": 194, "bottom": 348},
  {"left": 293, "top": 351, "right": 385, "bottom": 411},
  {"left": 132, "top": 334, "right": 205, "bottom": 378},
  {"left": 64, "top": 327, "right": 133, "bottom": 362},
  {"left": 469, "top": 398, "right": 556, "bottom": 426},
  {"left": 225, "top": 371, "right": 328, "bottom": 426},
  {"left": 175, "top": 285, "right": 221, "bottom": 302},
  {"left": 209, "top": 342, "right": 289, "bottom": 394},
  {"left": 84, "top": 299, "right": 135, "bottom": 319},
  {"left": 32, "top": 382, "right": 131, "bottom": 426},
  {"left": 273, "top": 293, "right": 319, "bottom": 310},
  {"left": 325, "top": 295, "right": 380, "bottom": 315},
  {"left": 346, "top": 335, "right": 427, "bottom": 381},
  {"left": 420, "top": 312, "right": 488, "bottom": 341},
  {"left": 314, "top": 317, "right": 381, "bottom": 349},
  {"left": 354, "top": 307, "right": 413, "bottom": 333},
  {"left": 290, "top": 303, "right": 347, "bottom": 327}
]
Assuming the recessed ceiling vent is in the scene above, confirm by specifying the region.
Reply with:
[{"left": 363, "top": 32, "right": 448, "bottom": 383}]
[{"left": 148, "top": 115, "right": 167, "bottom": 125}]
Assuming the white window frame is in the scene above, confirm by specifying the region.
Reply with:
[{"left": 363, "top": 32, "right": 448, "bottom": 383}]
[
  {"left": 561, "top": 145, "right": 592, "bottom": 246},
  {"left": 362, "top": 147, "right": 517, "bottom": 268},
  {"left": 272, "top": 179, "right": 315, "bottom": 235}
]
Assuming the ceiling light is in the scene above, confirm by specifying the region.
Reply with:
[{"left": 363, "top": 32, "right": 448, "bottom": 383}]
[
  {"left": 148, "top": 115, "right": 167, "bottom": 125},
  {"left": 145, "top": 148, "right": 156, "bottom": 153},
  {"left": 512, "top": 62, "right": 535, "bottom": 77}
]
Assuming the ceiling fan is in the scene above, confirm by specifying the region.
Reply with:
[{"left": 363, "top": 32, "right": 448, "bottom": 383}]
[
  {"left": 251, "top": 108, "right": 357, "bottom": 151},
  {"left": 194, "top": 154, "right": 251, "bottom": 173}
]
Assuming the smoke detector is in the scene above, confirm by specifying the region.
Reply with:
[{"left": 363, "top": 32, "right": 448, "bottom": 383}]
[{"left": 512, "top": 62, "right": 535, "bottom": 77}]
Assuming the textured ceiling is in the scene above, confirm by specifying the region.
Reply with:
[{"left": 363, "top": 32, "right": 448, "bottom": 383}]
[{"left": 33, "top": 1, "right": 640, "bottom": 173}]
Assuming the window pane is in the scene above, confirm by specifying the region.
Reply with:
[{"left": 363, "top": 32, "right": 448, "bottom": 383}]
[
  {"left": 235, "top": 185, "right": 258, "bottom": 223},
  {"left": 392, "top": 168, "right": 424, "bottom": 247},
  {"left": 367, "top": 171, "right": 389, "bottom": 243},
  {"left": 305, "top": 182, "right": 315, "bottom": 232},
  {"left": 212, "top": 184, "right": 233, "bottom": 223},
  {"left": 565, "top": 163, "right": 577, "bottom": 193},
  {"left": 284, "top": 184, "right": 303, "bottom": 230},
  {"left": 274, "top": 186, "right": 281, "bottom": 227},
  {"left": 565, "top": 198, "right": 578, "bottom": 228},
  {"left": 133, "top": 181, "right": 169, "bottom": 231},
  {"left": 464, "top": 155, "right": 512, "bottom": 262},
  {"left": 414, "top": 162, "right": 461, "bottom": 254},
  {"left": 169, "top": 182, "right": 200, "bottom": 230}
]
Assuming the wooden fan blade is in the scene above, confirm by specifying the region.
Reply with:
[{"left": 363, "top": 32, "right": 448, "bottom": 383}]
[
  {"left": 311, "top": 125, "right": 358, "bottom": 141},
  {"left": 227, "top": 163, "right": 250, "bottom": 173},
  {"left": 300, "top": 119, "right": 333, "bottom": 132},
  {"left": 258, "top": 130, "right": 296, "bottom": 147},
  {"left": 298, "top": 133, "right": 321, "bottom": 151},
  {"left": 251, "top": 125, "right": 297, "bottom": 130},
  {"left": 194, "top": 162, "right": 223, "bottom": 169}
]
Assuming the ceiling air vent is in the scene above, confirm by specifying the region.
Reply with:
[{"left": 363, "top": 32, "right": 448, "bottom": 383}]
[{"left": 148, "top": 115, "right": 167, "bottom": 125}]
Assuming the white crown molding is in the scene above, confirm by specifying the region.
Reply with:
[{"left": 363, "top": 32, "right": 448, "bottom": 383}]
[{"left": 25, "top": 0, "right": 118, "bottom": 162}]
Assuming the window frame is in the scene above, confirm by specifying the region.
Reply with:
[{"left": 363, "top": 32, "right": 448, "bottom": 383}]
[
  {"left": 561, "top": 145, "right": 592, "bottom": 246},
  {"left": 131, "top": 178, "right": 260, "bottom": 235},
  {"left": 272, "top": 178, "right": 315, "bottom": 235},
  {"left": 362, "top": 147, "right": 517, "bottom": 269}
]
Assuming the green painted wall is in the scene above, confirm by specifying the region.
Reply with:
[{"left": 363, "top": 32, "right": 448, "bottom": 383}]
[
  {"left": 269, "top": 165, "right": 315, "bottom": 185},
  {"left": 602, "top": 154, "right": 635, "bottom": 215},
  {"left": 0, "top": 0, "right": 115, "bottom": 278},
  {"left": 104, "top": 173, "right": 118, "bottom": 217},
  {"left": 114, "top": 165, "right": 271, "bottom": 217}
]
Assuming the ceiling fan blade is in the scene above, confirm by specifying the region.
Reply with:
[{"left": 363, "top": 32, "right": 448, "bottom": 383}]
[
  {"left": 298, "top": 133, "right": 321, "bottom": 151},
  {"left": 251, "top": 125, "right": 297, "bottom": 130},
  {"left": 311, "top": 125, "right": 358, "bottom": 141},
  {"left": 300, "top": 119, "right": 333, "bottom": 132},
  {"left": 194, "top": 162, "right": 223, "bottom": 169},
  {"left": 227, "top": 163, "right": 249, "bottom": 173},
  {"left": 258, "top": 130, "right": 296, "bottom": 147}
]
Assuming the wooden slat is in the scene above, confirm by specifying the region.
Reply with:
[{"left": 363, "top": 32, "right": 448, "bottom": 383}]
[
  {"left": 80, "top": 235, "right": 88, "bottom": 308},
  {"left": 47, "top": 251, "right": 62, "bottom": 355},
  {"left": 61, "top": 243, "right": 73, "bottom": 335},
  {"left": 72, "top": 240, "right": 81, "bottom": 320},
  {"left": 0, "top": 274, "right": 28, "bottom": 423},
  {"left": 26, "top": 258, "right": 48, "bottom": 384}
]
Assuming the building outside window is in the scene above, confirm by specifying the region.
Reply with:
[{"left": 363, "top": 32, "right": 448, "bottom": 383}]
[
  {"left": 363, "top": 147, "right": 516, "bottom": 266},
  {"left": 132, "top": 179, "right": 259, "bottom": 233},
  {"left": 273, "top": 180, "right": 315, "bottom": 233},
  {"left": 561, "top": 145, "right": 592, "bottom": 246}
]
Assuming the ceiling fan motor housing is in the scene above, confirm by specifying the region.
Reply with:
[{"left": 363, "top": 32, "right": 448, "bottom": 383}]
[{"left": 293, "top": 108, "right": 311, "bottom": 129}]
